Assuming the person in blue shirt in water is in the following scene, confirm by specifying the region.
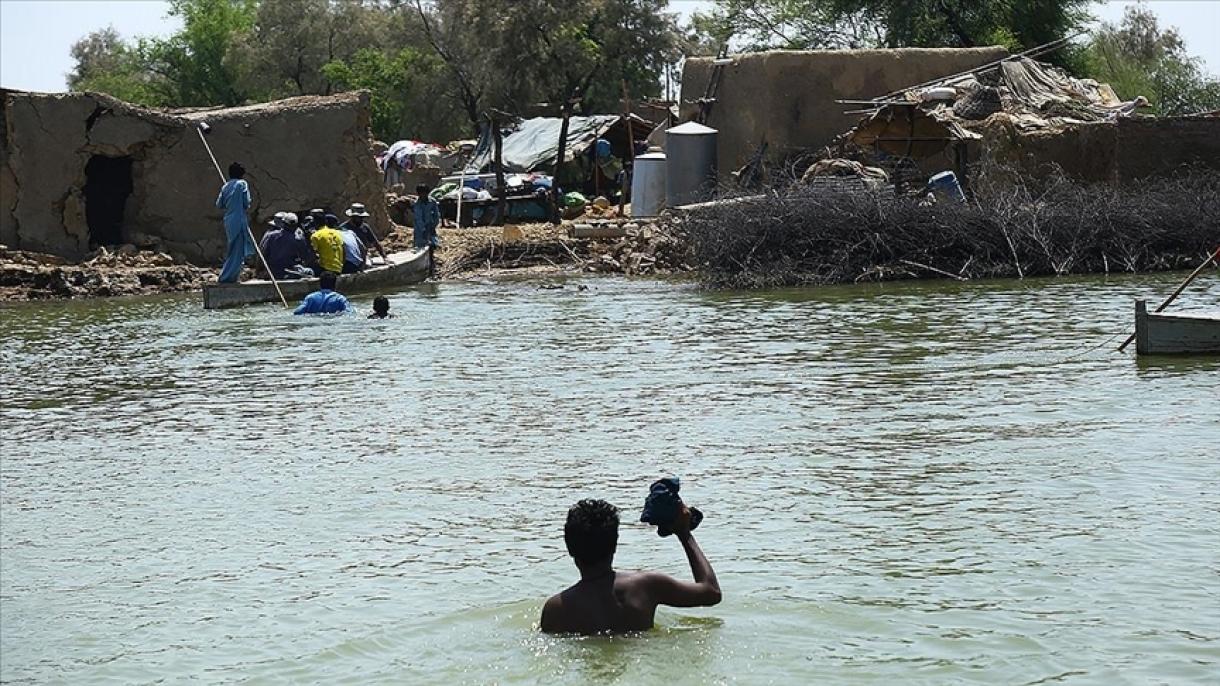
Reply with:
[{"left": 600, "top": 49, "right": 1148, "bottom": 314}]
[
  {"left": 293, "top": 271, "right": 353, "bottom": 315},
  {"left": 215, "top": 162, "right": 254, "bottom": 283}
]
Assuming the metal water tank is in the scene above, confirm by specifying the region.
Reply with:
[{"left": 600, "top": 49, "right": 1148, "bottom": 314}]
[
  {"left": 665, "top": 121, "right": 718, "bottom": 207},
  {"left": 630, "top": 151, "right": 667, "bottom": 217}
]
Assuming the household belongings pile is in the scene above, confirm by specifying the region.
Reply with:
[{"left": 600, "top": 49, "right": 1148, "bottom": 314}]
[
  {"left": 846, "top": 56, "right": 1147, "bottom": 161},
  {"left": 378, "top": 140, "right": 448, "bottom": 185}
]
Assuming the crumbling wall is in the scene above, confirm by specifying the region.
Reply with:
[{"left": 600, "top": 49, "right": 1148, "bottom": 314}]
[
  {"left": 0, "top": 89, "right": 16, "bottom": 248},
  {"left": 973, "top": 119, "right": 1119, "bottom": 183},
  {"left": 969, "top": 115, "right": 1220, "bottom": 184},
  {"left": 1116, "top": 115, "right": 1220, "bottom": 181},
  {"left": 0, "top": 90, "right": 388, "bottom": 262},
  {"left": 680, "top": 47, "right": 1008, "bottom": 179}
]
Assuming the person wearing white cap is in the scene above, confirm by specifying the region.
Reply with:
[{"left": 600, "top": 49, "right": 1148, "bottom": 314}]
[
  {"left": 340, "top": 202, "right": 387, "bottom": 264},
  {"left": 259, "top": 210, "right": 315, "bottom": 279}
]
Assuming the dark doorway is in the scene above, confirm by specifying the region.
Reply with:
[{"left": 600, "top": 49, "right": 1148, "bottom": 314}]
[{"left": 84, "top": 155, "right": 134, "bottom": 246}]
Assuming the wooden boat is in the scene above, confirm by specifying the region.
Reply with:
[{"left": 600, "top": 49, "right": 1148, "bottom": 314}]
[
  {"left": 1135, "top": 299, "right": 1220, "bottom": 355},
  {"left": 203, "top": 248, "right": 431, "bottom": 309}
]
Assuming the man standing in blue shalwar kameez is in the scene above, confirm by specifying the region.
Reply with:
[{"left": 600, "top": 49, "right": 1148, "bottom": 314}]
[
  {"left": 216, "top": 162, "right": 254, "bottom": 283},
  {"left": 413, "top": 183, "right": 441, "bottom": 277}
]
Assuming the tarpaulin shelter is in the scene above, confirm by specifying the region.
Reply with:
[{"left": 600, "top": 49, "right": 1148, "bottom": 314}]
[{"left": 467, "top": 114, "right": 649, "bottom": 173}]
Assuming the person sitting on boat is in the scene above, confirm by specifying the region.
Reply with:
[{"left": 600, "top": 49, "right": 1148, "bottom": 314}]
[
  {"left": 293, "top": 271, "right": 353, "bottom": 315},
  {"left": 338, "top": 215, "right": 369, "bottom": 274},
  {"left": 300, "top": 208, "right": 325, "bottom": 240},
  {"left": 309, "top": 214, "right": 346, "bottom": 276},
  {"left": 540, "top": 498, "right": 721, "bottom": 635},
  {"left": 412, "top": 184, "right": 441, "bottom": 251},
  {"left": 259, "top": 212, "right": 315, "bottom": 280},
  {"left": 215, "top": 162, "right": 253, "bottom": 283},
  {"left": 341, "top": 203, "right": 388, "bottom": 264},
  {"left": 367, "top": 295, "right": 393, "bottom": 319}
]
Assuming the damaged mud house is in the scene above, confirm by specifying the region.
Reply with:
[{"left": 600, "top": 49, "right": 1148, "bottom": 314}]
[
  {"left": 0, "top": 89, "right": 387, "bottom": 263},
  {"left": 680, "top": 45, "right": 1220, "bottom": 187}
]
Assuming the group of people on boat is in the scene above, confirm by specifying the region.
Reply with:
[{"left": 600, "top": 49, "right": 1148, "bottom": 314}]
[
  {"left": 215, "top": 163, "right": 441, "bottom": 284},
  {"left": 260, "top": 204, "right": 386, "bottom": 280}
]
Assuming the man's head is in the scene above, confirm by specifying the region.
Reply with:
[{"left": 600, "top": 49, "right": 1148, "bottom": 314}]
[
  {"left": 228, "top": 162, "right": 246, "bottom": 179},
  {"left": 282, "top": 212, "right": 299, "bottom": 227},
  {"left": 323, "top": 213, "right": 339, "bottom": 228},
  {"left": 345, "top": 203, "right": 370, "bottom": 224},
  {"left": 310, "top": 209, "right": 325, "bottom": 221},
  {"left": 416, "top": 184, "right": 431, "bottom": 199},
  {"left": 372, "top": 295, "right": 390, "bottom": 315},
  {"left": 319, "top": 271, "right": 338, "bottom": 290},
  {"left": 564, "top": 499, "right": 619, "bottom": 568}
]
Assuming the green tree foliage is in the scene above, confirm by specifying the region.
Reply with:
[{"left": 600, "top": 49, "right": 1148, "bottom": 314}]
[
  {"left": 691, "top": 0, "right": 1091, "bottom": 54},
  {"left": 1085, "top": 5, "right": 1220, "bottom": 116},
  {"left": 65, "top": 0, "right": 683, "bottom": 141},
  {"left": 68, "top": 27, "right": 169, "bottom": 105},
  {"left": 415, "top": 0, "right": 680, "bottom": 125},
  {"left": 145, "top": 0, "right": 259, "bottom": 106},
  {"left": 322, "top": 47, "right": 460, "bottom": 141}
]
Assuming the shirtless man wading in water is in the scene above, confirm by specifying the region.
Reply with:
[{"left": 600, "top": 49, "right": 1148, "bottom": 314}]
[{"left": 541, "top": 499, "right": 721, "bottom": 634}]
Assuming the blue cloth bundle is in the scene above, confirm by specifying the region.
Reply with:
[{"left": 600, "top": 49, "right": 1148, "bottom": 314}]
[{"left": 640, "top": 477, "right": 703, "bottom": 537}]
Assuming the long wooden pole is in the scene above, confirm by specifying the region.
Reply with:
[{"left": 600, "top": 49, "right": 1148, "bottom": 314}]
[
  {"left": 491, "top": 115, "right": 507, "bottom": 226},
  {"left": 550, "top": 98, "right": 573, "bottom": 225},
  {"left": 1117, "top": 246, "right": 1220, "bottom": 352},
  {"left": 196, "top": 127, "right": 288, "bottom": 308},
  {"left": 619, "top": 80, "right": 635, "bottom": 216}
]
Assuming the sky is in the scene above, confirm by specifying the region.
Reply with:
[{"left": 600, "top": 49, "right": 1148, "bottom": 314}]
[{"left": 0, "top": 0, "right": 1217, "bottom": 93}]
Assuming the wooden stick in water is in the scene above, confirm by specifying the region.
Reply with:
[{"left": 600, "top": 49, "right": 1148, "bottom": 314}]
[{"left": 1117, "top": 246, "right": 1220, "bottom": 352}]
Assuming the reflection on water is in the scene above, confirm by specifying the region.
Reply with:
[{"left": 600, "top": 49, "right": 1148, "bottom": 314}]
[{"left": 1, "top": 272, "right": 1218, "bottom": 684}]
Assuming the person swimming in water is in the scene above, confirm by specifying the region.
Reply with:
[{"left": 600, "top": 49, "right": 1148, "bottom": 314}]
[
  {"left": 540, "top": 498, "right": 720, "bottom": 635},
  {"left": 367, "top": 295, "right": 393, "bottom": 319}
]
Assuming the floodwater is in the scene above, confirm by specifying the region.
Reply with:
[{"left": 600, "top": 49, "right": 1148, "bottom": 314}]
[{"left": 1, "top": 272, "right": 1218, "bottom": 684}]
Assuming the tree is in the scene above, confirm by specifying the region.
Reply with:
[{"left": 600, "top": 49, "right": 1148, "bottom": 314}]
[
  {"left": 231, "top": 0, "right": 396, "bottom": 97},
  {"left": 142, "top": 0, "right": 258, "bottom": 106},
  {"left": 691, "top": 0, "right": 1091, "bottom": 54},
  {"left": 413, "top": 0, "right": 681, "bottom": 129},
  {"left": 1086, "top": 5, "right": 1220, "bottom": 116},
  {"left": 62, "top": 0, "right": 684, "bottom": 139},
  {"left": 68, "top": 27, "right": 168, "bottom": 104},
  {"left": 322, "top": 47, "right": 461, "bottom": 141}
]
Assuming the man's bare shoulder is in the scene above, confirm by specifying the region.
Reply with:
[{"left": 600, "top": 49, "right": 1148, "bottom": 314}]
[
  {"left": 540, "top": 591, "right": 565, "bottom": 633},
  {"left": 541, "top": 583, "right": 584, "bottom": 633},
  {"left": 616, "top": 569, "right": 672, "bottom": 589}
]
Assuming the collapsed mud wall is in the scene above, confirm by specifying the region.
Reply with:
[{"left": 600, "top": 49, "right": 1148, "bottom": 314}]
[
  {"left": 680, "top": 47, "right": 1008, "bottom": 179},
  {"left": 1115, "top": 115, "right": 1220, "bottom": 180},
  {"left": 0, "top": 90, "right": 388, "bottom": 262},
  {"left": 972, "top": 115, "right": 1220, "bottom": 183}
]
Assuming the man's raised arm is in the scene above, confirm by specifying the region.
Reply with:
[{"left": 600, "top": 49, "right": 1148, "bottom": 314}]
[{"left": 644, "top": 507, "right": 722, "bottom": 607}]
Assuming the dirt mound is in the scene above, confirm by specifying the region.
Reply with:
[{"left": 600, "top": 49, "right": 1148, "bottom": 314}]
[{"left": 0, "top": 244, "right": 216, "bottom": 301}]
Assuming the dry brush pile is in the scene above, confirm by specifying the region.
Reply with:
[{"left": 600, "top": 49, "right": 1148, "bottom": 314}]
[{"left": 671, "top": 169, "right": 1220, "bottom": 289}]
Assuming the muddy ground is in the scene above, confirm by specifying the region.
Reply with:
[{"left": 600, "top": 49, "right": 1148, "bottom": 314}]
[
  {"left": 0, "top": 244, "right": 218, "bottom": 301},
  {"left": 0, "top": 219, "right": 690, "bottom": 302}
]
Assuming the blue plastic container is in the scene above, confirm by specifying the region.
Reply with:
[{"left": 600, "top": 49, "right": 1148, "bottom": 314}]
[{"left": 928, "top": 171, "right": 966, "bottom": 203}]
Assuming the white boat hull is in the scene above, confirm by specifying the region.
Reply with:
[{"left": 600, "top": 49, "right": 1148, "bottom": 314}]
[{"left": 203, "top": 249, "right": 431, "bottom": 309}]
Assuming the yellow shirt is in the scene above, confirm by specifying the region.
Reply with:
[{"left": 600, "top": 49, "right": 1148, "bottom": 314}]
[{"left": 310, "top": 227, "right": 344, "bottom": 274}]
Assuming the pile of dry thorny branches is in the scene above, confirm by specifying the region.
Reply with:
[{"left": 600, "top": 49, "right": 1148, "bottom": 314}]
[{"left": 669, "top": 167, "right": 1220, "bottom": 289}]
